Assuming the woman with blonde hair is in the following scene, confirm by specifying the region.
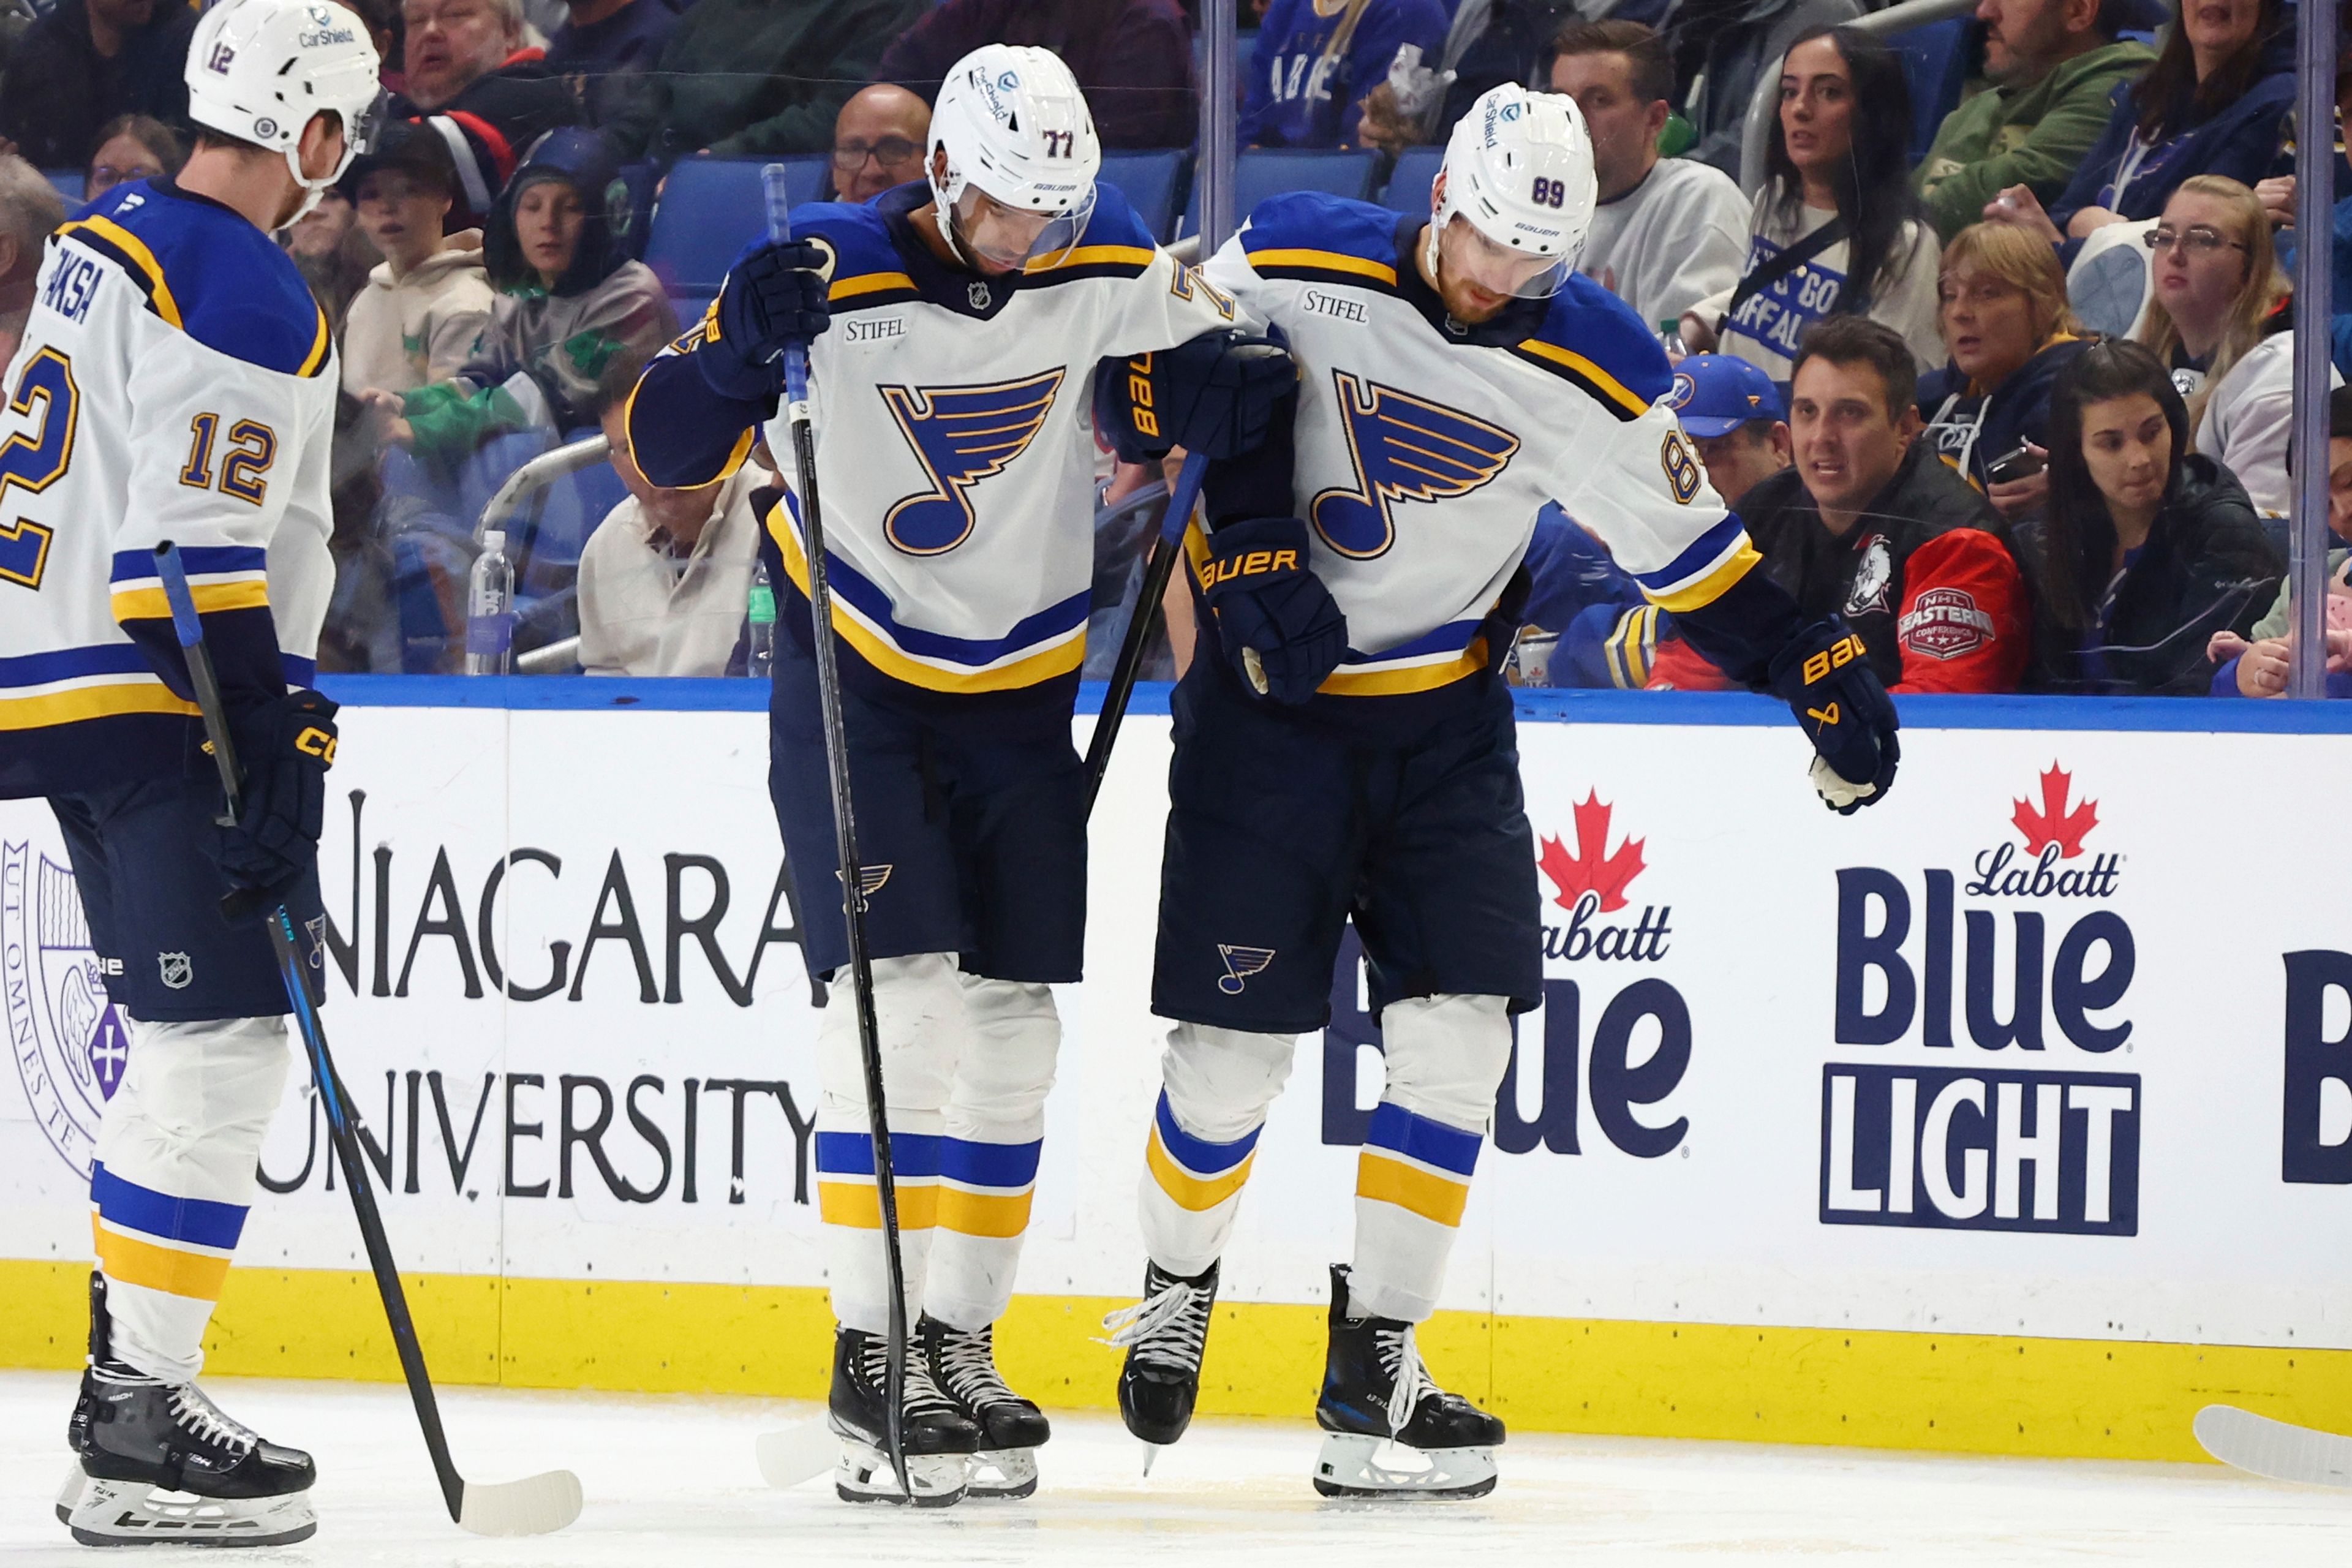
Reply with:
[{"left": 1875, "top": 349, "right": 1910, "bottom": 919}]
[
  {"left": 1918, "top": 221, "right": 2090, "bottom": 519},
  {"left": 2136, "top": 173, "right": 2336, "bottom": 516}
]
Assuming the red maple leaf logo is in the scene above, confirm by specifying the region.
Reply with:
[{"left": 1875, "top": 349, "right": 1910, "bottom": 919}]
[
  {"left": 1539, "top": 792, "right": 1646, "bottom": 913},
  {"left": 2013, "top": 764, "right": 2098, "bottom": 859}
]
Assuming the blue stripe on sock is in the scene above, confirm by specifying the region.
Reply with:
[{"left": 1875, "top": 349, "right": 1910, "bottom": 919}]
[
  {"left": 89, "top": 1162, "right": 247, "bottom": 1250},
  {"left": 1153, "top": 1091, "right": 1260, "bottom": 1175},
  {"left": 814, "top": 1131, "right": 943, "bottom": 1179},
  {"left": 1363, "top": 1102, "right": 1482, "bottom": 1178},
  {"left": 938, "top": 1137, "right": 1041, "bottom": 1189}
]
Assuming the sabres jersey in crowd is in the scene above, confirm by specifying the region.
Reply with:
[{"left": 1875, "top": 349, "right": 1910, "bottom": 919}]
[
  {"left": 1198, "top": 190, "right": 1767, "bottom": 720},
  {"left": 628, "top": 180, "right": 1243, "bottom": 727},
  {"left": 0, "top": 178, "right": 336, "bottom": 799}
]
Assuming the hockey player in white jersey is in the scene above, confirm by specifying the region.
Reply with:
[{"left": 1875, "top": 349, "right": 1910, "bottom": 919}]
[
  {"left": 626, "top": 45, "right": 1290, "bottom": 1506},
  {"left": 0, "top": 0, "right": 380, "bottom": 1547},
  {"left": 1103, "top": 86, "right": 1901, "bottom": 1498}
]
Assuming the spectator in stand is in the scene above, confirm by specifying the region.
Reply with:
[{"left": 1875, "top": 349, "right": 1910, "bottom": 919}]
[
  {"left": 1672, "top": 0, "right": 1862, "bottom": 178},
  {"left": 544, "top": 0, "right": 689, "bottom": 129},
  {"left": 1356, "top": 0, "right": 1581, "bottom": 155},
  {"left": 364, "top": 129, "right": 674, "bottom": 461},
  {"left": 0, "top": 157, "right": 64, "bottom": 366},
  {"left": 82, "top": 112, "right": 183, "bottom": 205},
  {"left": 880, "top": 0, "right": 1197, "bottom": 149},
  {"left": 0, "top": 0, "right": 195, "bottom": 170},
  {"left": 1917, "top": 222, "right": 2089, "bottom": 518},
  {"left": 342, "top": 122, "right": 495, "bottom": 398},
  {"left": 1649, "top": 318, "right": 2030, "bottom": 692},
  {"left": 1548, "top": 21, "right": 1747, "bottom": 332},
  {"left": 2016, "top": 338, "right": 2278, "bottom": 692},
  {"left": 2211, "top": 384, "right": 2352, "bottom": 698},
  {"left": 602, "top": 0, "right": 925, "bottom": 163},
  {"left": 1667, "top": 352, "right": 1792, "bottom": 511},
  {"left": 823, "top": 83, "right": 930, "bottom": 203},
  {"left": 284, "top": 189, "right": 380, "bottom": 331},
  {"left": 2139, "top": 175, "right": 2335, "bottom": 517},
  {"left": 1913, "top": 0, "right": 2155, "bottom": 242},
  {"left": 579, "top": 355, "right": 768, "bottom": 676},
  {"left": 1981, "top": 0, "right": 2293, "bottom": 259},
  {"left": 394, "top": 0, "right": 583, "bottom": 227},
  {"left": 1681, "top": 29, "right": 1943, "bottom": 388},
  {"left": 1240, "top": 0, "right": 1447, "bottom": 149}
]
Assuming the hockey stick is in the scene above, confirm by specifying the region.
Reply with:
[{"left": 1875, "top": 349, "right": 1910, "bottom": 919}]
[
  {"left": 747, "top": 165, "right": 916, "bottom": 1501},
  {"left": 2195, "top": 1404, "right": 2352, "bottom": 1488},
  {"left": 153, "top": 543, "right": 584, "bottom": 1538},
  {"left": 1082, "top": 450, "right": 1207, "bottom": 818}
]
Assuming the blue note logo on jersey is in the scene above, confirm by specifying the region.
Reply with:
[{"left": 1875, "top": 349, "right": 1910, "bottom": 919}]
[
  {"left": 880, "top": 369, "right": 1066, "bottom": 556},
  {"left": 1309, "top": 371, "right": 1521, "bottom": 559}
]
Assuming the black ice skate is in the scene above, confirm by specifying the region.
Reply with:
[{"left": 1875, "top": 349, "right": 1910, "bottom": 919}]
[
  {"left": 1313, "top": 1264, "right": 1504, "bottom": 1500},
  {"left": 1102, "top": 1260, "right": 1219, "bottom": 1457},
  {"left": 921, "top": 1316, "right": 1049, "bottom": 1499},
  {"left": 59, "top": 1275, "right": 317, "bottom": 1547},
  {"left": 827, "top": 1325, "right": 982, "bottom": 1506}
]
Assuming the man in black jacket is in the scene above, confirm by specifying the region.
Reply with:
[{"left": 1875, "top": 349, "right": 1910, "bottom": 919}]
[{"left": 0, "top": 0, "right": 194, "bottom": 170}]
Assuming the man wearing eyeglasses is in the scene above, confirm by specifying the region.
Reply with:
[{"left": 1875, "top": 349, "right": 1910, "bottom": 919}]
[{"left": 826, "top": 81, "right": 932, "bottom": 203}]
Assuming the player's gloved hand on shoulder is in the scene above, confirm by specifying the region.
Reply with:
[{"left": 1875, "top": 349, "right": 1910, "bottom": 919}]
[
  {"left": 698, "top": 238, "right": 832, "bottom": 400},
  {"left": 217, "top": 689, "right": 339, "bottom": 900},
  {"left": 1100, "top": 328, "right": 1295, "bottom": 462},
  {"left": 1768, "top": 618, "right": 1898, "bottom": 814},
  {"left": 1199, "top": 516, "right": 1348, "bottom": 704}
]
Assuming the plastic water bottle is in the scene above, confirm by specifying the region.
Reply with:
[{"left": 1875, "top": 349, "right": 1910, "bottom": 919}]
[
  {"left": 746, "top": 558, "right": 776, "bottom": 677},
  {"left": 1659, "top": 320, "right": 1687, "bottom": 365},
  {"left": 464, "top": 530, "right": 514, "bottom": 676}
]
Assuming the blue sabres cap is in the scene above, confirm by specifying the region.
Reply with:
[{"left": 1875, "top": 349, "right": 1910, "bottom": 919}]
[{"left": 1664, "top": 354, "right": 1784, "bottom": 438}]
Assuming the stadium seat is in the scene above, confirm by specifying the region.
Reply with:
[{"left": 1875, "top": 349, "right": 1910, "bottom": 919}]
[
  {"left": 1099, "top": 149, "right": 1189, "bottom": 243},
  {"left": 42, "top": 168, "right": 83, "bottom": 205},
  {"left": 1885, "top": 17, "right": 1973, "bottom": 166},
  {"left": 1179, "top": 148, "right": 1382, "bottom": 238},
  {"left": 1382, "top": 146, "right": 1444, "bottom": 218},
  {"left": 644, "top": 157, "right": 827, "bottom": 298}
]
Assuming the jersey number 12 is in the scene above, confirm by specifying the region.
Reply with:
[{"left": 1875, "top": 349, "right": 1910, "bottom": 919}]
[{"left": 0, "top": 347, "right": 78, "bottom": 590}]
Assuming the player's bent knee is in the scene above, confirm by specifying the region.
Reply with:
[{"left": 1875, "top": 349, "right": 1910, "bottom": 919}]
[
  {"left": 1377, "top": 995, "right": 1512, "bottom": 1133},
  {"left": 953, "top": 978, "right": 1061, "bottom": 1129},
  {"left": 818, "top": 952, "right": 965, "bottom": 1112},
  {"left": 1161, "top": 1020, "right": 1299, "bottom": 1142},
  {"left": 97, "top": 1017, "right": 293, "bottom": 1204}
]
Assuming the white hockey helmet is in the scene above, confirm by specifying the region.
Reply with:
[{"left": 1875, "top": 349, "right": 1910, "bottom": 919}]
[
  {"left": 927, "top": 43, "right": 1101, "bottom": 271},
  {"left": 1427, "top": 84, "right": 1597, "bottom": 301},
  {"left": 186, "top": 0, "right": 385, "bottom": 221}
]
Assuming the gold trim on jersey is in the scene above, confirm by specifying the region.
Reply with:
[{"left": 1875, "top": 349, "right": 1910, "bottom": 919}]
[
  {"left": 1248, "top": 247, "right": 1399, "bottom": 286},
  {"left": 296, "top": 307, "right": 332, "bottom": 379},
  {"left": 1510, "top": 337, "right": 1651, "bottom": 419},
  {"left": 0, "top": 678, "right": 200, "bottom": 729},
  {"left": 830, "top": 271, "right": 918, "bottom": 301},
  {"left": 58, "top": 216, "right": 183, "bottom": 328},
  {"left": 110, "top": 579, "right": 270, "bottom": 621},
  {"left": 1642, "top": 538, "right": 1764, "bottom": 613}
]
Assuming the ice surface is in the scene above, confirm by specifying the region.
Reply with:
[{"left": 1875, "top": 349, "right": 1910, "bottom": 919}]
[{"left": 4, "top": 1369, "right": 2344, "bottom": 1564}]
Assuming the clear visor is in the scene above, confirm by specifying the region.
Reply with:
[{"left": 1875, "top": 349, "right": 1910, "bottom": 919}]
[
  {"left": 1436, "top": 214, "right": 1569, "bottom": 301},
  {"left": 951, "top": 182, "right": 1094, "bottom": 272},
  {"left": 347, "top": 91, "right": 391, "bottom": 159}
]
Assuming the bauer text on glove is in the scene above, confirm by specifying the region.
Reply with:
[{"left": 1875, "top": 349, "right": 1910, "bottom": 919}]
[
  {"left": 1097, "top": 328, "right": 1295, "bottom": 463},
  {"left": 1768, "top": 619, "right": 1899, "bottom": 814},
  {"left": 1197, "top": 516, "right": 1349, "bottom": 704}
]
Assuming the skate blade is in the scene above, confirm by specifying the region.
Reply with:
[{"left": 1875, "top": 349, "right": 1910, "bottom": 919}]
[
  {"left": 963, "top": 1447, "right": 1038, "bottom": 1500},
  {"left": 1312, "top": 1433, "right": 1498, "bottom": 1501},
  {"left": 456, "top": 1469, "right": 584, "bottom": 1537},
  {"left": 834, "top": 1439, "right": 969, "bottom": 1508},
  {"left": 56, "top": 1462, "right": 86, "bottom": 1525},
  {"left": 65, "top": 1474, "right": 318, "bottom": 1547},
  {"left": 755, "top": 1420, "right": 839, "bottom": 1490}
]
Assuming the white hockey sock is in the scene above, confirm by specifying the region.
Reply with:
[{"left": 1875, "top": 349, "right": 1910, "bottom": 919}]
[
  {"left": 91, "top": 1016, "right": 293, "bottom": 1384},
  {"left": 813, "top": 953, "right": 963, "bottom": 1336},
  {"left": 922, "top": 976, "right": 1059, "bottom": 1332},
  {"left": 1349, "top": 994, "right": 1511, "bottom": 1324},
  {"left": 1137, "top": 1022, "right": 1297, "bottom": 1278}
]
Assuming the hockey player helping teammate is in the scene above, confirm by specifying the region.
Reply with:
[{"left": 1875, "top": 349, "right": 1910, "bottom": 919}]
[
  {"left": 1101, "top": 85, "right": 1902, "bottom": 1498},
  {"left": 0, "top": 0, "right": 381, "bottom": 1545},
  {"left": 626, "top": 45, "right": 1291, "bottom": 1506}
]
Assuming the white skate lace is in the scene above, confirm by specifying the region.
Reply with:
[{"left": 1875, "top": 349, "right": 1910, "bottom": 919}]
[
  {"left": 1098, "top": 1275, "right": 1210, "bottom": 1371},
  {"left": 861, "top": 1335, "right": 959, "bottom": 1419},
  {"left": 934, "top": 1327, "right": 1019, "bottom": 1411},
  {"left": 1373, "top": 1324, "right": 1433, "bottom": 1438},
  {"left": 168, "top": 1385, "right": 260, "bottom": 1457}
]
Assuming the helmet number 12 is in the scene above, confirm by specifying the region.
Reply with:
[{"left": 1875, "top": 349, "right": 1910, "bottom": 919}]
[{"left": 1529, "top": 178, "right": 1567, "bottom": 209}]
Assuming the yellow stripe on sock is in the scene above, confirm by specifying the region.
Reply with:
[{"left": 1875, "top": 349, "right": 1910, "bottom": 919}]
[
  {"left": 1145, "top": 1126, "right": 1256, "bottom": 1213},
  {"left": 816, "top": 1179, "right": 938, "bottom": 1231},
  {"left": 92, "top": 1219, "right": 230, "bottom": 1302},
  {"left": 1356, "top": 1151, "right": 1469, "bottom": 1227},
  {"left": 936, "top": 1186, "right": 1033, "bottom": 1239}
]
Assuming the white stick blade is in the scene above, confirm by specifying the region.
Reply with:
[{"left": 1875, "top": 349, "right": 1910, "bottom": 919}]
[
  {"left": 456, "top": 1469, "right": 585, "bottom": 1536},
  {"left": 2195, "top": 1404, "right": 2352, "bottom": 1488},
  {"left": 756, "top": 1421, "right": 839, "bottom": 1490}
]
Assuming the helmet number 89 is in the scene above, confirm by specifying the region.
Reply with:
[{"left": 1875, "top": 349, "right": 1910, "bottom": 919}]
[{"left": 1529, "top": 177, "right": 1567, "bottom": 209}]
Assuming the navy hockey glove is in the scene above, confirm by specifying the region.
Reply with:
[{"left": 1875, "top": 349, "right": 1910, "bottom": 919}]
[
  {"left": 699, "top": 238, "right": 832, "bottom": 399},
  {"left": 1199, "top": 516, "right": 1348, "bottom": 704},
  {"left": 1768, "top": 618, "right": 1898, "bottom": 814},
  {"left": 1097, "top": 329, "right": 1295, "bottom": 462},
  {"left": 217, "top": 689, "right": 339, "bottom": 900}
]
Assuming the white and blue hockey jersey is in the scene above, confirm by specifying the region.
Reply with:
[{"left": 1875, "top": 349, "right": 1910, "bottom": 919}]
[
  {"left": 628, "top": 181, "right": 1242, "bottom": 718},
  {"left": 0, "top": 179, "right": 337, "bottom": 799},
  {"left": 1197, "top": 191, "right": 1768, "bottom": 708}
]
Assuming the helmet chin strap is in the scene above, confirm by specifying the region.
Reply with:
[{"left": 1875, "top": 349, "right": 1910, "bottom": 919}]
[{"left": 929, "top": 168, "right": 983, "bottom": 271}]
